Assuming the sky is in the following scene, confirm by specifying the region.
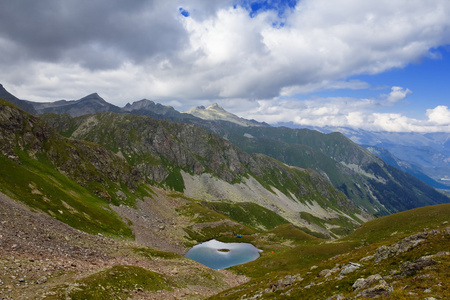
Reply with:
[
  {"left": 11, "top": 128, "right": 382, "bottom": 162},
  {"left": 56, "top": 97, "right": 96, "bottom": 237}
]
[{"left": 0, "top": 0, "right": 450, "bottom": 132}]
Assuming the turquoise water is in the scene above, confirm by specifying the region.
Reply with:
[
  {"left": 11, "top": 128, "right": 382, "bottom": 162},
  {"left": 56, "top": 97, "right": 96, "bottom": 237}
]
[{"left": 185, "top": 239, "right": 262, "bottom": 270}]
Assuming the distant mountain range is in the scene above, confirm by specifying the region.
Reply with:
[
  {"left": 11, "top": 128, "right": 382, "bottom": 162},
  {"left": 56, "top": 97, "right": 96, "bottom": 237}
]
[
  {"left": 2, "top": 82, "right": 449, "bottom": 191},
  {"left": 276, "top": 123, "right": 450, "bottom": 189}
]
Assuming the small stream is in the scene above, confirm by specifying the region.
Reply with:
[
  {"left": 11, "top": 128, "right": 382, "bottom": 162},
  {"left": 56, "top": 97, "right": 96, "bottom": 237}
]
[{"left": 185, "top": 239, "right": 262, "bottom": 270}]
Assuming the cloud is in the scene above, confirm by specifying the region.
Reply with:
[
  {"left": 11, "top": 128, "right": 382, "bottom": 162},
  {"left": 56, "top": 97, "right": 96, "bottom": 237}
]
[
  {"left": 426, "top": 106, "right": 450, "bottom": 125},
  {"left": 1, "top": 0, "right": 450, "bottom": 132},
  {"left": 386, "top": 86, "right": 412, "bottom": 103},
  {"left": 0, "top": 1, "right": 188, "bottom": 69},
  {"left": 235, "top": 91, "right": 450, "bottom": 133}
]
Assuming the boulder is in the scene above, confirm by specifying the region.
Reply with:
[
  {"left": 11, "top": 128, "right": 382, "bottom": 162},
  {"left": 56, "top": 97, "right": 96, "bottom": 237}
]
[
  {"left": 339, "top": 262, "right": 361, "bottom": 276},
  {"left": 357, "top": 280, "right": 393, "bottom": 298},
  {"left": 352, "top": 274, "right": 382, "bottom": 291}
]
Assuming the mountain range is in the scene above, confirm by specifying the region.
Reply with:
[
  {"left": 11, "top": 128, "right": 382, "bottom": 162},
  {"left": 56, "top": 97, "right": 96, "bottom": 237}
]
[
  {"left": 277, "top": 122, "right": 450, "bottom": 189},
  {"left": 0, "top": 84, "right": 449, "bottom": 299}
]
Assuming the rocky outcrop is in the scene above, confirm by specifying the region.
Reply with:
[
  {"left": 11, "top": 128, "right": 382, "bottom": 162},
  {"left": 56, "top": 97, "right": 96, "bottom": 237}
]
[
  {"left": 352, "top": 274, "right": 383, "bottom": 291},
  {"left": 374, "top": 229, "right": 440, "bottom": 263},
  {"left": 357, "top": 280, "right": 393, "bottom": 298},
  {"left": 399, "top": 256, "right": 437, "bottom": 277},
  {"left": 339, "top": 262, "right": 361, "bottom": 276}
]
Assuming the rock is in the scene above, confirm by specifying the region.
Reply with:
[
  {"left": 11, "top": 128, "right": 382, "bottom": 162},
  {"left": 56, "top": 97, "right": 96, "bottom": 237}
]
[
  {"left": 352, "top": 274, "right": 382, "bottom": 291},
  {"left": 263, "top": 275, "right": 302, "bottom": 294},
  {"left": 357, "top": 280, "right": 393, "bottom": 298},
  {"left": 400, "top": 256, "right": 437, "bottom": 277},
  {"left": 374, "top": 229, "right": 439, "bottom": 263},
  {"left": 319, "top": 269, "right": 332, "bottom": 277},
  {"left": 430, "top": 251, "right": 450, "bottom": 258},
  {"left": 36, "top": 277, "right": 48, "bottom": 284},
  {"left": 359, "top": 255, "right": 374, "bottom": 262},
  {"left": 326, "top": 294, "right": 345, "bottom": 300},
  {"left": 339, "top": 262, "right": 361, "bottom": 276}
]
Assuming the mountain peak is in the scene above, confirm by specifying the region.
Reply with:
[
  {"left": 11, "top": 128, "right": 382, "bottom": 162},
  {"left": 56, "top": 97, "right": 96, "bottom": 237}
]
[
  {"left": 185, "top": 103, "right": 267, "bottom": 127},
  {"left": 79, "top": 93, "right": 105, "bottom": 102},
  {"left": 123, "top": 99, "right": 156, "bottom": 111},
  {"left": 207, "top": 103, "right": 223, "bottom": 110},
  {"left": 0, "top": 83, "right": 38, "bottom": 114}
]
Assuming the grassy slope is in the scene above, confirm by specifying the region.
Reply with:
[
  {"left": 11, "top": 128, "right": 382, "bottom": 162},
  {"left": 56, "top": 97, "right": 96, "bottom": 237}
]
[
  {"left": 211, "top": 203, "right": 450, "bottom": 299},
  {"left": 0, "top": 99, "right": 154, "bottom": 239},
  {"left": 0, "top": 152, "right": 135, "bottom": 239}
]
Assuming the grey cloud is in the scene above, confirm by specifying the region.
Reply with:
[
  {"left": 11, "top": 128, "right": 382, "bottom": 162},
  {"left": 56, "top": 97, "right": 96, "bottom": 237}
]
[{"left": 0, "top": 0, "right": 187, "bottom": 69}]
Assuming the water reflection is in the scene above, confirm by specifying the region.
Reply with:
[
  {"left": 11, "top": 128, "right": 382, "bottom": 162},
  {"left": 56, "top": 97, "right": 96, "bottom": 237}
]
[{"left": 185, "top": 239, "right": 262, "bottom": 270}]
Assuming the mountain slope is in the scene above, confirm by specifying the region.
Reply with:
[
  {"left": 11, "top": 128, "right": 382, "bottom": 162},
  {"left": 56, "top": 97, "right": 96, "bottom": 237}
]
[
  {"left": 0, "top": 84, "right": 37, "bottom": 114},
  {"left": 365, "top": 145, "right": 450, "bottom": 190},
  {"left": 281, "top": 124, "right": 450, "bottom": 186},
  {"left": 213, "top": 203, "right": 450, "bottom": 300},
  {"left": 182, "top": 112, "right": 450, "bottom": 215},
  {"left": 0, "top": 98, "right": 148, "bottom": 238},
  {"left": 42, "top": 111, "right": 370, "bottom": 237}
]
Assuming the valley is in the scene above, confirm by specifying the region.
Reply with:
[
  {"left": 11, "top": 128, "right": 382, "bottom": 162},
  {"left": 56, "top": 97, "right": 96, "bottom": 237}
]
[{"left": 0, "top": 87, "right": 449, "bottom": 299}]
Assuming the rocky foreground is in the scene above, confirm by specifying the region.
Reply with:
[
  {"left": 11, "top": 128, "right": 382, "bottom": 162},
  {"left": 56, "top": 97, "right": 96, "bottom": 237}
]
[
  {"left": 0, "top": 191, "right": 248, "bottom": 299},
  {"left": 220, "top": 226, "right": 450, "bottom": 299}
]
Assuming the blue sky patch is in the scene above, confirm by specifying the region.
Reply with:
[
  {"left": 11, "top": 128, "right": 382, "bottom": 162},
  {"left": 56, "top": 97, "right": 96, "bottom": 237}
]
[
  {"left": 179, "top": 7, "right": 190, "bottom": 17},
  {"left": 238, "top": 0, "right": 298, "bottom": 18}
]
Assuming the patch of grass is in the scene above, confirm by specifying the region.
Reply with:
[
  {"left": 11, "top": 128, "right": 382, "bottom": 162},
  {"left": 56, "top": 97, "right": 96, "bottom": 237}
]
[
  {"left": 203, "top": 201, "right": 289, "bottom": 231},
  {"left": 267, "top": 223, "right": 320, "bottom": 244},
  {"left": 344, "top": 203, "right": 450, "bottom": 245},
  {"left": 67, "top": 265, "right": 172, "bottom": 299},
  {"left": 162, "top": 168, "right": 185, "bottom": 192},
  {"left": 184, "top": 222, "right": 254, "bottom": 245},
  {"left": 177, "top": 201, "right": 225, "bottom": 223},
  {"left": 300, "top": 212, "right": 359, "bottom": 238},
  {"left": 132, "top": 246, "right": 180, "bottom": 260}
]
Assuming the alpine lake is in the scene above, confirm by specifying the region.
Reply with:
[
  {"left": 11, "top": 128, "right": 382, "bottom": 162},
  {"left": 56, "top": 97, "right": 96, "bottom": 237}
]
[{"left": 185, "top": 239, "right": 262, "bottom": 270}]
